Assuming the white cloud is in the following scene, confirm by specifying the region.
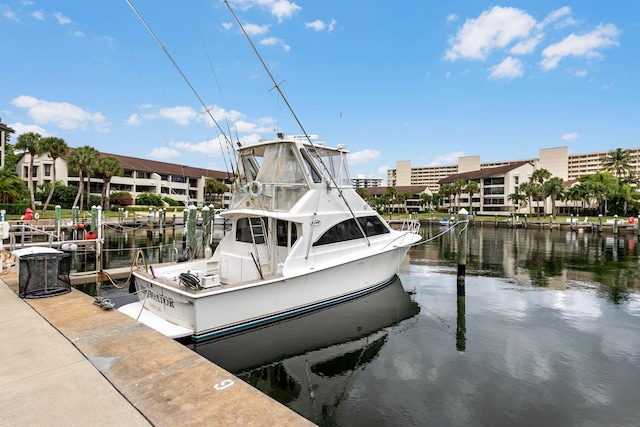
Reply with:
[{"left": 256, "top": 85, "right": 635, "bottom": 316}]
[
  {"left": 171, "top": 137, "right": 226, "bottom": 156},
  {"left": 260, "top": 36, "right": 290, "bottom": 51},
  {"left": 31, "top": 10, "right": 44, "bottom": 20},
  {"left": 197, "top": 105, "right": 245, "bottom": 127},
  {"left": 228, "top": 0, "right": 301, "bottom": 22},
  {"left": 539, "top": 6, "right": 572, "bottom": 29},
  {"left": 445, "top": 6, "right": 536, "bottom": 61},
  {"left": 305, "top": 19, "right": 324, "bottom": 31},
  {"left": 270, "top": 0, "right": 301, "bottom": 22},
  {"left": 12, "top": 95, "right": 107, "bottom": 131},
  {"left": 447, "top": 14, "right": 458, "bottom": 23},
  {"left": 489, "top": 57, "right": 524, "bottom": 80},
  {"left": 149, "top": 147, "right": 181, "bottom": 160},
  {"left": 305, "top": 18, "right": 337, "bottom": 32},
  {"left": 429, "top": 151, "right": 464, "bottom": 166},
  {"left": 561, "top": 132, "right": 580, "bottom": 141},
  {"left": 574, "top": 70, "right": 587, "bottom": 77},
  {"left": 126, "top": 114, "right": 141, "bottom": 126},
  {"left": 541, "top": 23, "right": 620, "bottom": 71},
  {"left": 158, "top": 106, "right": 197, "bottom": 125},
  {"left": 53, "top": 12, "right": 71, "bottom": 25},
  {"left": 222, "top": 22, "right": 233, "bottom": 30},
  {"left": 9, "top": 122, "right": 50, "bottom": 137},
  {"left": 509, "top": 35, "right": 542, "bottom": 55},
  {"left": 377, "top": 166, "right": 389, "bottom": 177},
  {"left": 3, "top": 10, "right": 18, "bottom": 21},
  {"left": 244, "top": 23, "right": 270, "bottom": 35},
  {"left": 348, "top": 149, "right": 380, "bottom": 165}
]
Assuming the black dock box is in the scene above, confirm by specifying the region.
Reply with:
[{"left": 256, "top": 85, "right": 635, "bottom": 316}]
[{"left": 13, "top": 248, "right": 71, "bottom": 299}]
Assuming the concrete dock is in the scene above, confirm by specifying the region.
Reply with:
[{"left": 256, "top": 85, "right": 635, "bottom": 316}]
[{"left": 0, "top": 270, "right": 314, "bottom": 426}]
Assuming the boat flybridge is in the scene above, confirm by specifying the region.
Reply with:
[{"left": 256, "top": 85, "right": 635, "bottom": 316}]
[{"left": 119, "top": 134, "right": 422, "bottom": 341}]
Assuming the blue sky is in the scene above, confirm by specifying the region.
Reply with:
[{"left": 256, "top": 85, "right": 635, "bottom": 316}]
[{"left": 1, "top": 1, "right": 638, "bottom": 182}]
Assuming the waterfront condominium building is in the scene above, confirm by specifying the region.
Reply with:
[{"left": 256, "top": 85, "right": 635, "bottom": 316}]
[
  {"left": 388, "top": 146, "right": 640, "bottom": 193},
  {"left": 15, "top": 150, "right": 233, "bottom": 208},
  {"left": 387, "top": 146, "right": 640, "bottom": 216}
]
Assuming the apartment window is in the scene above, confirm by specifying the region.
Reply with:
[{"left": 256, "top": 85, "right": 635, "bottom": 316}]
[
  {"left": 483, "top": 177, "right": 504, "bottom": 186},
  {"left": 44, "top": 164, "right": 51, "bottom": 177},
  {"left": 31, "top": 166, "right": 38, "bottom": 177}
]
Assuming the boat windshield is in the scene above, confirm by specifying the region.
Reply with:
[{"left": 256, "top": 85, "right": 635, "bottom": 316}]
[
  {"left": 254, "top": 143, "right": 306, "bottom": 184},
  {"left": 308, "top": 147, "right": 352, "bottom": 188},
  {"left": 230, "top": 142, "right": 309, "bottom": 211}
]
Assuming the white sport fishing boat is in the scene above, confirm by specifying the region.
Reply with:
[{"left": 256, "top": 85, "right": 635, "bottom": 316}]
[{"left": 119, "top": 134, "right": 421, "bottom": 341}]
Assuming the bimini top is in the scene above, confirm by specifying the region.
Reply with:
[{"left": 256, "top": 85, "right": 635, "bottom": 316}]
[{"left": 231, "top": 136, "right": 352, "bottom": 211}]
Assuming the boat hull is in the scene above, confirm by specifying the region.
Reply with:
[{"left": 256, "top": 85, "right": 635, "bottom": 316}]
[{"left": 120, "top": 245, "right": 412, "bottom": 341}]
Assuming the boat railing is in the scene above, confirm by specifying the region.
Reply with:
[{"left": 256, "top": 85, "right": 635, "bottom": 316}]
[{"left": 401, "top": 219, "right": 421, "bottom": 234}]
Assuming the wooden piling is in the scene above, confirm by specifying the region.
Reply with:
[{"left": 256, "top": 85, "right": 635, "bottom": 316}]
[{"left": 457, "top": 209, "right": 468, "bottom": 296}]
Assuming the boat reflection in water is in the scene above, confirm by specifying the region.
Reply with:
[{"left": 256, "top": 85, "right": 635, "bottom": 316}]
[{"left": 187, "top": 275, "right": 419, "bottom": 423}]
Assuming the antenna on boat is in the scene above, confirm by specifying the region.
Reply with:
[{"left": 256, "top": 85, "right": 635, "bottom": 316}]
[
  {"left": 224, "top": 0, "right": 371, "bottom": 246},
  {"left": 125, "top": 0, "right": 234, "bottom": 155}
]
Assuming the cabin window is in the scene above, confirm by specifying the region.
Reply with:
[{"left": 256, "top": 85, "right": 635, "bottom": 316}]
[
  {"left": 276, "top": 220, "right": 298, "bottom": 247},
  {"left": 300, "top": 149, "right": 322, "bottom": 183},
  {"left": 236, "top": 217, "right": 268, "bottom": 244},
  {"left": 356, "top": 216, "right": 390, "bottom": 236},
  {"left": 313, "top": 218, "right": 364, "bottom": 246}
]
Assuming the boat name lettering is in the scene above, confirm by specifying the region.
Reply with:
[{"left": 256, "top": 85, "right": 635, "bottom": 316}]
[
  {"left": 310, "top": 219, "right": 321, "bottom": 226},
  {"left": 146, "top": 290, "right": 175, "bottom": 308}
]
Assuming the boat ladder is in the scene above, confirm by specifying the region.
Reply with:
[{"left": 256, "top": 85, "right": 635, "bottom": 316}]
[{"left": 248, "top": 217, "right": 270, "bottom": 278}]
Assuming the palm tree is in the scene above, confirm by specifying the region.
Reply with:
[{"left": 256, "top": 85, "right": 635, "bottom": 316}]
[
  {"left": 67, "top": 145, "right": 100, "bottom": 210},
  {"left": 440, "top": 184, "right": 454, "bottom": 212},
  {"left": 419, "top": 193, "right": 432, "bottom": 212},
  {"left": 508, "top": 192, "right": 527, "bottom": 213},
  {"left": 530, "top": 168, "right": 552, "bottom": 215},
  {"left": 15, "top": 132, "right": 42, "bottom": 210},
  {"left": 531, "top": 168, "right": 552, "bottom": 185},
  {"left": 601, "top": 148, "right": 634, "bottom": 182},
  {"left": 451, "top": 180, "right": 466, "bottom": 212},
  {"left": 0, "top": 167, "right": 28, "bottom": 203},
  {"left": 519, "top": 182, "right": 537, "bottom": 216},
  {"left": 38, "top": 136, "right": 69, "bottom": 214},
  {"left": 579, "top": 172, "right": 618, "bottom": 215},
  {"left": 464, "top": 180, "right": 480, "bottom": 213},
  {"left": 96, "top": 157, "right": 123, "bottom": 210},
  {"left": 543, "top": 177, "right": 565, "bottom": 217}
]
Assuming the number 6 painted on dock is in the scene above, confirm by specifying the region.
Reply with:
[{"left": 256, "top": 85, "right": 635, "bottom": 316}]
[{"left": 214, "top": 379, "right": 234, "bottom": 390}]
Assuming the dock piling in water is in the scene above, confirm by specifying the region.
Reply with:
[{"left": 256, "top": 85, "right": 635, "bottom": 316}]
[{"left": 457, "top": 208, "right": 468, "bottom": 296}]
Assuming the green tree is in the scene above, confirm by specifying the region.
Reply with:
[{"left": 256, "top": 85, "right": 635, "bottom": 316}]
[
  {"left": 0, "top": 167, "right": 28, "bottom": 203},
  {"left": 439, "top": 183, "right": 454, "bottom": 212},
  {"left": 419, "top": 193, "right": 432, "bottom": 212},
  {"left": 543, "top": 177, "right": 565, "bottom": 217},
  {"left": 96, "top": 157, "right": 123, "bottom": 210},
  {"left": 67, "top": 145, "right": 100, "bottom": 210},
  {"left": 136, "top": 192, "right": 164, "bottom": 207},
  {"left": 452, "top": 179, "right": 466, "bottom": 212},
  {"left": 508, "top": 192, "right": 527, "bottom": 212},
  {"left": 519, "top": 181, "right": 538, "bottom": 216},
  {"left": 464, "top": 180, "right": 480, "bottom": 213},
  {"left": 579, "top": 172, "right": 618, "bottom": 215},
  {"left": 15, "top": 132, "right": 42, "bottom": 210},
  {"left": 601, "top": 148, "right": 634, "bottom": 182},
  {"left": 38, "top": 136, "right": 69, "bottom": 214},
  {"left": 530, "top": 168, "right": 551, "bottom": 215}
]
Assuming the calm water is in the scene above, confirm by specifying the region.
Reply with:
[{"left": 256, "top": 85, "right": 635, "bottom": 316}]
[{"left": 182, "top": 225, "right": 640, "bottom": 426}]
